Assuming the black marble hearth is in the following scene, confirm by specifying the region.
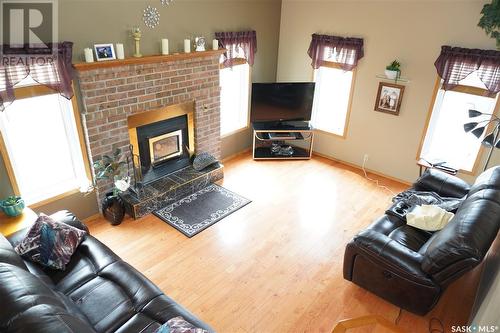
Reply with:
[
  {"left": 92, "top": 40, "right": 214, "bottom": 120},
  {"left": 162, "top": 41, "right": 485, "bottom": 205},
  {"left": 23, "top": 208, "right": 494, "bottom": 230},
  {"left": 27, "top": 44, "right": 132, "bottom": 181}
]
[{"left": 120, "top": 163, "right": 224, "bottom": 219}]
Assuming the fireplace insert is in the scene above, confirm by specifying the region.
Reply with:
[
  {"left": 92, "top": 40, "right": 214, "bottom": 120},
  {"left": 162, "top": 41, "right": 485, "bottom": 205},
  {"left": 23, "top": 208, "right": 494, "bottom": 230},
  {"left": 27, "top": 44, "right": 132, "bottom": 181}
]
[{"left": 136, "top": 115, "right": 191, "bottom": 183}]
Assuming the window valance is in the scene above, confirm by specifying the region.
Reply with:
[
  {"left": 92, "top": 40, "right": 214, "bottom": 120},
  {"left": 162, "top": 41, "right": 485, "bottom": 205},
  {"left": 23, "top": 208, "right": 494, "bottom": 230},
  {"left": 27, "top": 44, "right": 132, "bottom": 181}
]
[
  {"left": 215, "top": 30, "right": 257, "bottom": 67},
  {"left": 307, "top": 34, "right": 364, "bottom": 71},
  {"left": 0, "top": 41, "right": 74, "bottom": 111},
  {"left": 434, "top": 45, "right": 500, "bottom": 97}
]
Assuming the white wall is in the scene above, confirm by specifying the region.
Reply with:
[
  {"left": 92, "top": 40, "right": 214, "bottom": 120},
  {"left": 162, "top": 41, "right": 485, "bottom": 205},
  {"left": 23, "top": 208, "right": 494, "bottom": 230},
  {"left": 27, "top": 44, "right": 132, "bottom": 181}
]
[{"left": 277, "top": 0, "right": 499, "bottom": 183}]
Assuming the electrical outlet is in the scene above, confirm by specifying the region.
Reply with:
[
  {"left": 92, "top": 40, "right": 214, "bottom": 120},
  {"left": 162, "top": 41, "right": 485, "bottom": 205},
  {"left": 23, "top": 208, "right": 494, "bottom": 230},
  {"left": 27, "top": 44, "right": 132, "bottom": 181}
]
[{"left": 363, "top": 154, "right": 369, "bottom": 164}]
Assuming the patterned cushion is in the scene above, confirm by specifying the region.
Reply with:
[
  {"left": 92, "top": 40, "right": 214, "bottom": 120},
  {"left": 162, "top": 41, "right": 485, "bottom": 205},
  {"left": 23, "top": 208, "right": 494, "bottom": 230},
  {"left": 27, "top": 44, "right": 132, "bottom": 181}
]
[
  {"left": 192, "top": 152, "right": 218, "bottom": 171},
  {"left": 155, "top": 316, "right": 209, "bottom": 333},
  {"left": 15, "top": 214, "right": 87, "bottom": 270}
]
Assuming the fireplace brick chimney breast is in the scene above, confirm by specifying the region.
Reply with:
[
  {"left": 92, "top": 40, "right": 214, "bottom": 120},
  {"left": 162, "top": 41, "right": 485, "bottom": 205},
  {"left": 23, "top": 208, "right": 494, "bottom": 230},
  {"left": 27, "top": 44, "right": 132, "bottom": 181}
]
[{"left": 75, "top": 54, "right": 222, "bottom": 206}]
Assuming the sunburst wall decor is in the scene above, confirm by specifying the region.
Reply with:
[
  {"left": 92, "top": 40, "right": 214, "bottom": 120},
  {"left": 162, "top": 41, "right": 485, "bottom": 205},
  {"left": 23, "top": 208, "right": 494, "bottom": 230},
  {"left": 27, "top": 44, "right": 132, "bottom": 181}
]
[{"left": 143, "top": 5, "right": 160, "bottom": 28}]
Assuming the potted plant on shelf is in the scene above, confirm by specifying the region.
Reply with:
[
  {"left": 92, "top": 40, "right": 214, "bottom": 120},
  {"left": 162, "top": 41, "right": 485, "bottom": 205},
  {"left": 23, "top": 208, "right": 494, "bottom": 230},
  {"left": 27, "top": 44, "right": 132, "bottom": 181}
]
[
  {"left": 93, "top": 148, "right": 130, "bottom": 225},
  {"left": 478, "top": 0, "right": 500, "bottom": 49},
  {"left": 385, "top": 60, "right": 401, "bottom": 80},
  {"left": 0, "top": 196, "right": 25, "bottom": 217}
]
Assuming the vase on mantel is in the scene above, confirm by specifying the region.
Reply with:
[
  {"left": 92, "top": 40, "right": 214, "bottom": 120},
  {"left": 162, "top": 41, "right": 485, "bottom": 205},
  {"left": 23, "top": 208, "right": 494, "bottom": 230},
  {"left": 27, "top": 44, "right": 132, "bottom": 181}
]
[{"left": 101, "top": 192, "right": 125, "bottom": 226}]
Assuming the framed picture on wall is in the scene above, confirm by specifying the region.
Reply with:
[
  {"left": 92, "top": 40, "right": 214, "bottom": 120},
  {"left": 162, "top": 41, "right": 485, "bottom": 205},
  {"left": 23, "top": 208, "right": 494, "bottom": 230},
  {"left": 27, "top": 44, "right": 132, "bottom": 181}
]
[
  {"left": 94, "top": 44, "right": 116, "bottom": 61},
  {"left": 374, "top": 82, "right": 405, "bottom": 115}
]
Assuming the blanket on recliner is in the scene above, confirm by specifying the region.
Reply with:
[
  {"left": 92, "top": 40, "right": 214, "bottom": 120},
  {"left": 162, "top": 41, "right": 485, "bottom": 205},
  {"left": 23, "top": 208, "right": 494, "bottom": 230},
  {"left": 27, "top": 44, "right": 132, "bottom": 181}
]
[{"left": 392, "top": 189, "right": 463, "bottom": 212}]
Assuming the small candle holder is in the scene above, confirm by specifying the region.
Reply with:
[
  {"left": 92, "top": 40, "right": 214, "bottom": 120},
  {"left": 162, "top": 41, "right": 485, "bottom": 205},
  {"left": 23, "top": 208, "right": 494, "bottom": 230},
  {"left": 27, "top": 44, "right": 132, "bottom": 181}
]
[{"left": 131, "top": 27, "right": 142, "bottom": 58}]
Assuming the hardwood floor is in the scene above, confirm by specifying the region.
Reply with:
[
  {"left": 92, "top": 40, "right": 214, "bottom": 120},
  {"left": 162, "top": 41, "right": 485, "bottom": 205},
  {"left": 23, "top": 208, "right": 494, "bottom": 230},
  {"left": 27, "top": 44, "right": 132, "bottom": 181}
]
[{"left": 87, "top": 153, "right": 481, "bottom": 333}]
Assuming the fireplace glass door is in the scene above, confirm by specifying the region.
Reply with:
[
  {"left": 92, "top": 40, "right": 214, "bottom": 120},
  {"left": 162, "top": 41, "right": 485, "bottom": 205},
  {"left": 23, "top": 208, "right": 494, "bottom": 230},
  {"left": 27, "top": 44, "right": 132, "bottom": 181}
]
[{"left": 148, "top": 129, "right": 183, "bottom": 166}]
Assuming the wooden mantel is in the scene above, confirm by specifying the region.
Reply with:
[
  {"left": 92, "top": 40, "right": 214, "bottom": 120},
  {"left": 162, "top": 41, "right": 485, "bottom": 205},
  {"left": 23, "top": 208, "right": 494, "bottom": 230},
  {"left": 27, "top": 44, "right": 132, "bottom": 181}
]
[{"left": 73, "top": 49, "right": 226, "bottom": 71}]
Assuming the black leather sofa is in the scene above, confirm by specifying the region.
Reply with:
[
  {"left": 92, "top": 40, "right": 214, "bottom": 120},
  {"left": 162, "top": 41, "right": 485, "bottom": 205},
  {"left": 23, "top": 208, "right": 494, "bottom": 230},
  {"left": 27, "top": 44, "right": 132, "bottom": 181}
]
[
  {"left": 343, "top": 166, "right": 500, "bottom": 315},
  {"left": 0, "top": 210, "right": 213, "bottom": 333}
]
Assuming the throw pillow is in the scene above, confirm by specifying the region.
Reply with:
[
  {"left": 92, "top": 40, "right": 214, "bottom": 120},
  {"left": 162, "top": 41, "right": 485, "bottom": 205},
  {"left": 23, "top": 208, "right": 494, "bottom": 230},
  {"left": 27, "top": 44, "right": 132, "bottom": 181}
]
[
  {"left": 15, "top": 214, "right": 87, "bottom": 270},
  {"left": 192, "top": 152, "right": 218, "bottom": 171},
  {"left": 406, "top": 205, "right": 455, "bottom": 232},
  {"left": 155, "top": 316, "right": 208, "bottom": 333}
]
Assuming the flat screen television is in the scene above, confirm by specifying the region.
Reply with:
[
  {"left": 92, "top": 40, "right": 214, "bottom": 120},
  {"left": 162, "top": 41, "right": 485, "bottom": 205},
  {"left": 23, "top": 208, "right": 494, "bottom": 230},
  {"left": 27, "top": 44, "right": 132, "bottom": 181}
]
[{"left": 250, "top": 82, "right": 316, "bottom": 124}]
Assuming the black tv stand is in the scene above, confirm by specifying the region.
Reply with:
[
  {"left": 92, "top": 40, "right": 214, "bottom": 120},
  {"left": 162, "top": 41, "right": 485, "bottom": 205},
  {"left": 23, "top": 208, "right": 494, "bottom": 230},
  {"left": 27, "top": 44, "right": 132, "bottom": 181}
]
[
  {"left": 252, "top": 122, "right": 314, "bottom": 160},
  {"left": 252, "top": 121, "right": 311, "bottom": 131}
]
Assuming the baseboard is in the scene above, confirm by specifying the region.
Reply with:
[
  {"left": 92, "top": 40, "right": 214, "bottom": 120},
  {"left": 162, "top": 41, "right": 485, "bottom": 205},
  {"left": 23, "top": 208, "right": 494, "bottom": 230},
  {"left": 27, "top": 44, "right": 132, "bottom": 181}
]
[
  {"left": 312, "top": 151, "right": 412, "bottom": 186},
  {"left": 82, "top": 213, "right": 102, "bottom": 223},
  {"left": 221, "top": 147, "right": 252, "bottom": 163}
]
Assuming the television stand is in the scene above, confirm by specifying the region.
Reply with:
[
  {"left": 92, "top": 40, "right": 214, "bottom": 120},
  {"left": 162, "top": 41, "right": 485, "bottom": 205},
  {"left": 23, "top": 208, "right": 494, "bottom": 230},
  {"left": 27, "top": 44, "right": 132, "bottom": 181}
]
[{"left": 252, "top": 123, "right": 314, "bottom": 160}]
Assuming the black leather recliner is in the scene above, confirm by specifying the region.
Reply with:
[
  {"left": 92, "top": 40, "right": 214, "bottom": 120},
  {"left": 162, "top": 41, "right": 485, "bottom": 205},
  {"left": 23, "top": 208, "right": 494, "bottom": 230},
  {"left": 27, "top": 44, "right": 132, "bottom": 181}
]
[
  {"left": 0, "top": 211, "right": 213, "bottom": 333},
  {"left": 343, "top": 166, "right": 500, "bottom": 315}
]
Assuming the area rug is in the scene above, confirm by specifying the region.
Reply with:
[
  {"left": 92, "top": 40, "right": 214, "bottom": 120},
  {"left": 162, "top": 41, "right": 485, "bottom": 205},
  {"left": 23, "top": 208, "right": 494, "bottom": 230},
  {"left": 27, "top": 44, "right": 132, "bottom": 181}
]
[{"left": 153, "top": 184, "right": 251, "bottom": 237}]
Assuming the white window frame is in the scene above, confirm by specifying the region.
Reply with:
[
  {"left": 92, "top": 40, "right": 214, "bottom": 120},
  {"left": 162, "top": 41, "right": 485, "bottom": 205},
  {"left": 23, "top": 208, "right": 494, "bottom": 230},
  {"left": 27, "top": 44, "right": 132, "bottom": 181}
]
[
  {"left": 0, "top": 83, "right": 90, "bottom": 206},
  {"left": 219, "top": 58, "right": 251, "bottom": 137},
  {"left": 417, "top": 77, "right": 500, "bottom": 174},
  {"left": 311, "top": 61, "right": 356, "bottom": 138}
]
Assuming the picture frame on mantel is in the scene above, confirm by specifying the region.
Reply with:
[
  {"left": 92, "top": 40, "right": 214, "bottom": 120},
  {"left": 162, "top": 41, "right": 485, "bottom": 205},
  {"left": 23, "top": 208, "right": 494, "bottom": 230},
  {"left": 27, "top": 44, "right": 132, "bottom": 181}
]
[
  {"left": 374, "top": 82, "right": 405, "bottom": 116},
  {"left": 94, "top": 44, "right": 116, "bottom": 61}
]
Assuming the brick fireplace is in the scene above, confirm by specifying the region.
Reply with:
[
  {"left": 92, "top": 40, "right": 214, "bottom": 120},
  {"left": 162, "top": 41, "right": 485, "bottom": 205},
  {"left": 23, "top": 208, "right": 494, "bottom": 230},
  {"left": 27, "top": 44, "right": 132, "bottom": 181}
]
[{"left": 75, "top": 50, "right": 225, "bottom": 211}]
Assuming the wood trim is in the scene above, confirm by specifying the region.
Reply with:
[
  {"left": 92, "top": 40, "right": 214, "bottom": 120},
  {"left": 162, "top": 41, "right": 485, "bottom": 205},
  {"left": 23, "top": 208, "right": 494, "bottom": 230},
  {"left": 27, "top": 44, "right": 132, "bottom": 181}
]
[
  {"left": 14, "top": 85, "right": 56, "bottom": 100},
  {"left": 342, "top": 67, "right": 357, "bottom": 138},
  {"left": 313, "top": 151, "right": 412, "bottom": 186},
  {"left": 449, "top": 84, "right": 495, "bottom": 98},
  {"left": 220, "top": 59, "right": 251, "bottom": 135},
  {"left": 221, "top": 147, "right": 252, "bottom": 163},
  {"left": 71, "top": 90, "right": 92, "bottom": 181},
  {"left": 82, "top": 213, "right": 102, "bottom": 224},
  {"left": 220, "top": 125, "right": 250, "bottom": 139},
  {"left": 74, "top": 49, "right": 226, "bottom": 71},
  {"left": 219, "top": 58, "right": 247, "bottom": 69},
  {"left": 311, "top": 63, "right": 357, "bottom": 138},
  {"left": 319, "top": 60, "right": 345, "bottom": 70},
  {"left": 0, "top": 84, "right": 91, "bottom": 206},
  {"left": 0, "top": 131, "right": 21, "bottom": 195},
  {"left": 29, "top": 188, "right": 81, "bottom": 209},
  {"left": 416, "top": 76, "right": 442, "bottom": 160},
  {"left": 416, "top": 76, "right": 500, "bottom": 175},
  {"left": 313, "top": 128, "right": 346, "bottom": 139}
]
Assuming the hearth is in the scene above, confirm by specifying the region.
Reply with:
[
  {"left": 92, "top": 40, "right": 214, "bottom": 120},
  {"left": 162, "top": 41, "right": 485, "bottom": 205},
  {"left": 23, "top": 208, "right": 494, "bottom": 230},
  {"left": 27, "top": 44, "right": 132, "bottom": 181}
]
[{"left": 128, "top": 102, "right": 195, "bottom": 185}]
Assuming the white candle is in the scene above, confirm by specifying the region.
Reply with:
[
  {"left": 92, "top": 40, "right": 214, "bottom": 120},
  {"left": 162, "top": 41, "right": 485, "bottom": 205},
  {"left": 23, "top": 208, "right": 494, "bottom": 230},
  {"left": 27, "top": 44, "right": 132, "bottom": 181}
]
[
  {"left": 115, "top": 43, "right": 125, "bottom": 59},
  {"left": 84, "top": 48, "right": 94, "bottom": 63},
  {"left": 212, "top": 39, "right": 219, "bottom": 50},
  {"left": 184, "top": 39, "right": 191, "bottom": 53},
  {"left": 161, "top": 39, "right": 169, "bottom": 55}
]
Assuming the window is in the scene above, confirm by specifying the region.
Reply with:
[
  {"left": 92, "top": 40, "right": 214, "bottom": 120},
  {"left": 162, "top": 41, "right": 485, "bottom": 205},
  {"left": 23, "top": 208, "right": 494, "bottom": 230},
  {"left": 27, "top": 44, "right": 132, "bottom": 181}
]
[
  {"left": 0, "top": 82, "right": 88, "bottom": 205},
  {"left": 311, "top": 62, "right": 354, "bottom": 136},
  {"left": 219, "top": 61, "right": 250, "bottom": 136},
  {"left": 419, "top": 73, "right": 498, "bottom": 172}
]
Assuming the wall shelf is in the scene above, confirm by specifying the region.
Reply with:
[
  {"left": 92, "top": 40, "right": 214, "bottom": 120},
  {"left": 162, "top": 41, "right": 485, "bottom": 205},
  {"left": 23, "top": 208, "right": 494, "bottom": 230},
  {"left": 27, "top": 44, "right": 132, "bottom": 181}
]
[
  {"left": 73, "top": 49, "right": 226, "bottom": 71},
  {"left": 376, "top": 74, "right": 410, "bottom": 84}
]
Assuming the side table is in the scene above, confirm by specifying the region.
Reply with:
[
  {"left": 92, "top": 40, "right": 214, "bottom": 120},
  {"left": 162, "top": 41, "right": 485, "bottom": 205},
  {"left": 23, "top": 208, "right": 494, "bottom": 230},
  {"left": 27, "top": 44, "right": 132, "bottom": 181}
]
[
  {"left": 417, "top": 158, "right": 458, "bottom": 176},
  {"left": 0, "top": 207, "right": 37, "bottom": 236}
]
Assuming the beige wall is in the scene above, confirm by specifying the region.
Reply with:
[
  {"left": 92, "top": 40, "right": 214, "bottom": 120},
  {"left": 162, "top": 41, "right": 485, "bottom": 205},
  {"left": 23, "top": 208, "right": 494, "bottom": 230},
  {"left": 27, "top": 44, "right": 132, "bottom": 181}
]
[
  {"left": 59, "top": 0, "right": 281, "bottom": 163},
  {"left": 277, "top": 0, "right": 499, "bottom": 184},
  {"left": 0, "top": 0, "right": 281, "bottom": 219}
]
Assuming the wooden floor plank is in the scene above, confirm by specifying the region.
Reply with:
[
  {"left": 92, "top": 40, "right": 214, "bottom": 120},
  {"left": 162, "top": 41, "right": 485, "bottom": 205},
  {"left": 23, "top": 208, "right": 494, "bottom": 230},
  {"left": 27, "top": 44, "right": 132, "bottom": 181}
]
[{"left": 87, "top": 153, "right": 480, "bottom": 333}]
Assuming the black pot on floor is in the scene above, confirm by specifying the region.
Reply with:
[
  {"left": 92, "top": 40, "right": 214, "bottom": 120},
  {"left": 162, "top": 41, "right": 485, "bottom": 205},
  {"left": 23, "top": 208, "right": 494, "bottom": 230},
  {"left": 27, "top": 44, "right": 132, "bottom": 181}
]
[{"left": 101, "top": 193, "right": 125, "bottom": 226}]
